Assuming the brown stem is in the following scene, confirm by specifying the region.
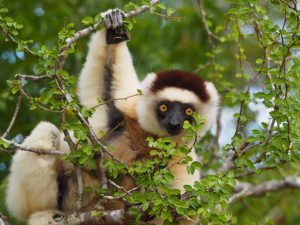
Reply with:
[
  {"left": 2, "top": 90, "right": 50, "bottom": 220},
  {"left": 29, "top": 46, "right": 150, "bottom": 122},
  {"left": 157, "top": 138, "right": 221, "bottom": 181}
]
[
  {"left": 1, "top": 92, "right": 23, "bottom": 138},
  {"left": 15, "top": 74, "right": 55, "bottom": 81},
  {"left": 230, "top": 176, "right": 300, "bottom": 203},
  {"left": 0, "top": 137, "right": 62, "bottom": 155},
  {"left": 0, "top": 214, "right": 9, "bottom": 225}
]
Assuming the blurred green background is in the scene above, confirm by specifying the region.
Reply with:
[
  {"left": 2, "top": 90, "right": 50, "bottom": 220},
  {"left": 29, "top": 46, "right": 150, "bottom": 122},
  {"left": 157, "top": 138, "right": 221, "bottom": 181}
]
[{"left": 1, "top": 0, "right": 299, "bottom": 224}]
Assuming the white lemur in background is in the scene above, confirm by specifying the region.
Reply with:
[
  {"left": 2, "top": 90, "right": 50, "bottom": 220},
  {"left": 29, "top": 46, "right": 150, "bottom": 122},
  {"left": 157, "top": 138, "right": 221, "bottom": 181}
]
[{"left": 6, "top": 9, "right": 219, "bottom": 225}]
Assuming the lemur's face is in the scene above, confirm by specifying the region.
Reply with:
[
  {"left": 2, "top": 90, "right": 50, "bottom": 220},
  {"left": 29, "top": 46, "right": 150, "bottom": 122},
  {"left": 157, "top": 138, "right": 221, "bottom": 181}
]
[
  {"left": 137, "top": 70, "right": 219, "bottom": 138},
  {"left": 156, "top": 100, "right": 195, "bottom": 136}
]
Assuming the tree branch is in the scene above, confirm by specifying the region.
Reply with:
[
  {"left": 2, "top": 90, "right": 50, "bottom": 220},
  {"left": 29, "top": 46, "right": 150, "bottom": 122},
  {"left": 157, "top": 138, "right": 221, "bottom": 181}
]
[
  {"left": 0, "top": 137, "right": 62, "bottom": 155},
  {"left": 64, "top": 0, "right": 160, "bottom": 50},
  {"left": 195, "top": 0, "right": 218, "bottom": 46},
  {"left": 1, "top": 92, "right": 23, "bottom": 139},
  {"left": 0, "top": 214, "right": 9, "bottom": 225},
  {"left": 15, "top": 73, "right": 55, "bottom": 81},
  {"left": 229, "top": 176, "right": 300, "bottom": 203},
  {"left": 54, "top": 209, "right": 136, "bottom": 225}
]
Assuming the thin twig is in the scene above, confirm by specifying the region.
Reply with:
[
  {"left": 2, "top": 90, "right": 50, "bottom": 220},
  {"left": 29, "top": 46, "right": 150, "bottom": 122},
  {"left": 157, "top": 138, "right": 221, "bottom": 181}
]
[
  {"left": 15, "top": 74, "right": 55, "bottom": 81},
  {"left": 167, "top": 132, "right": 199, "bottom": 169},
  {"left": 18, "top": 87, "right": 64, "bottom": 113},
  {"left": 0, "top": 27, "right": 36, "bottom": 56},
  {"left": 152, "top": 11, "right": 183, "bottom": 20},
  {"left": 265, "top": 118, "right": 276, "bottom": 144},
  {"left": 1, "top": 92, "right": 23, "bottom": 138},
  {"left": 234, "top": 160, "right": 288, "bottom": 178},
  {"left": 64, "top": 0, "right": 161, "bottom": 51},
  {"left": 0, "top": 137, "right": 62, "bottom": 155},
  {"left": 195, "top": 0, "right": 218, "bottom": 46},
  {"left": 108, "top": 179, "right": 133, "bottom": 197},
  {"left": 102, "top": 185, "right": 140, "bottom": 200},
  {"left": 234, "top": 49, "right": 267, "bottom": 137},
  {"left": 0, "top": 214, "right": 9, "bottom": 225},
  {"left": 92, "top": 93, "right": 141, "bottom": 109},
  {"left": 60, "top": 109, "right": 84, "bottom": 213}
]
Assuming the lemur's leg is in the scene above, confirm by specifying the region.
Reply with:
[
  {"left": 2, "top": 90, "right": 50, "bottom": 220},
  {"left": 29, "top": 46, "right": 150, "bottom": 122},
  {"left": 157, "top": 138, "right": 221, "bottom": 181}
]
[
  {"left": 6, "top": 122, "right": 63, "bottom": 223},
  {"left": 78, "top": 9, "right": 141, "bottom": 133},
  {"left": 151, "top": 151, "right": 200, "bottom": 225},
  {"left": 169, "top": 150, "right": 200, "bottom": 191}
]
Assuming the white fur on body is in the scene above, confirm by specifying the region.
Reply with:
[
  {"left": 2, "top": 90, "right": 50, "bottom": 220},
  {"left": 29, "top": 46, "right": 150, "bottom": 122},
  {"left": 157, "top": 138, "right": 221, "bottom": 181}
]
[
  {"left": 6, "top": 122, "right": 94, "bottom": 225},
  {"left": 6, "top": 20, "right": 219, "bottom": 225},
  {"left": 78, "top": 31, "right": 109, "bottom": 134},
  {"left": 6, "top": 122, "right": 62, "bottom": 221},
  {"left": 78, "top": 30, "right": 141, "bottom": 134}
]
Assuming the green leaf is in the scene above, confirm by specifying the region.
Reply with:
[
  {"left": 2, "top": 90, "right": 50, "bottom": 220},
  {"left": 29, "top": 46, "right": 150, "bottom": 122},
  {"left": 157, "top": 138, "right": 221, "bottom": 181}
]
[
  {"left": 255, "top": 58, "right": 263, "bottom": 64},
  {"left": 0, "top": 7, "right": 8, "bottom": 13},
  {"left": 81, "top": 17, "right": 93, "bottom": 25},
  {"left": 156, "top": 3, "right": 166, "bottom": 10},
  {"left": 0, "top": 139, "right": 10, "bottom": 148},
  {"left": 142, "top": 202, "right": 150, "bottom": 211},
  {"left": 245, "top": 160, "right": 255, "bottom": 170},
  {"left": 167, "top": 8, "right": 176, "bottom": 17}
]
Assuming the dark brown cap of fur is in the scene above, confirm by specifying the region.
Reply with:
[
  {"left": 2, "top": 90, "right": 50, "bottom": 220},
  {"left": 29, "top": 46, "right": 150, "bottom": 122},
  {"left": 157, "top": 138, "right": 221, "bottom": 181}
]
[{"left": 151, "top": 70, "right": 210, "bottom": 102}]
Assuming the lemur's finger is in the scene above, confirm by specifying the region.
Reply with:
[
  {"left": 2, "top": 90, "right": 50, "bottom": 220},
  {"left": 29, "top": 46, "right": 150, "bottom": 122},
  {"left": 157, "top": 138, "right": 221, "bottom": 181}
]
[
  {"left": 115, "top": 9, "right": 124, "bottom": 28},
  {"left": 102, "top": 9, "right": 112, "bottom": 29},
  {"left": 112, "top": 9, "right": 123, "bottom": 29},
  {"left": 102, "top": 9, "right": 112, "bottom": 28},
  {"left": 111, "top": 9, "right": 118, "bottom": 29},
  {"left": 102, "top": 8, "right": 125, "bottom": 30}
]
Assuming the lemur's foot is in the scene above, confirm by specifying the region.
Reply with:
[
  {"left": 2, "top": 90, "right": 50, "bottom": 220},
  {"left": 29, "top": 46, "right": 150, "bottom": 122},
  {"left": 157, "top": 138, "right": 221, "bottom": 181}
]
[
  {"left": 22, "top": 121, "right": 61, "bottom": 152},
  {"left": 28, "top": 211, "right": 64, "bottom": 225},
  {"left": 102, "top": 9, "right": 129, "bottom": 44},
  {"left": 102, "top": 8, "right": 125, "bottom": 29}
]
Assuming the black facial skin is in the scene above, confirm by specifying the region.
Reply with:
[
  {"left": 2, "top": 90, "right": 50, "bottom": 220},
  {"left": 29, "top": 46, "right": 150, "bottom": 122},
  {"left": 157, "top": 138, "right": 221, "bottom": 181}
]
[{"left": 156, "top": 100, "right": 195, "bottom": 136}]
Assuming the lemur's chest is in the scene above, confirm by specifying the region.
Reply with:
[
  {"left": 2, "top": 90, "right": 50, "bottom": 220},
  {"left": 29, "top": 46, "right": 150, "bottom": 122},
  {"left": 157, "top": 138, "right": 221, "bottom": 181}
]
[{"left": 105, "top": 116, "right": 152, "bottom": 164}]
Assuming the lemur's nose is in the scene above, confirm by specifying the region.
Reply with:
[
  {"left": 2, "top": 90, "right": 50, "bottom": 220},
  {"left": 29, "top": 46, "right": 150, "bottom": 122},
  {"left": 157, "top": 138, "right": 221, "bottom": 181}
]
[{"left": 167, "top": 122, "right": 181, "bottom": 131}]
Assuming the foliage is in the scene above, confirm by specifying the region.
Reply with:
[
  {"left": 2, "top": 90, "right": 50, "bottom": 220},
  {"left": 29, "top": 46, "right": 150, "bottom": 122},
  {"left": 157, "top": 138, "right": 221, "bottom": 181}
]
[{"left": 0, "top": 0, "right": 300, "bottom": 224}]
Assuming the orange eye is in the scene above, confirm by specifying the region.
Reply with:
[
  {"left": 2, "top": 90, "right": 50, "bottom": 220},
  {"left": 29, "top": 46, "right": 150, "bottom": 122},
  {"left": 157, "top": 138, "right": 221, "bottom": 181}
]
[
  {"left": 159, "top": 104, "right": 168, "bottom": 112},
  {"left": 185, "top": 108, "right": 193, "bottom": 116}
]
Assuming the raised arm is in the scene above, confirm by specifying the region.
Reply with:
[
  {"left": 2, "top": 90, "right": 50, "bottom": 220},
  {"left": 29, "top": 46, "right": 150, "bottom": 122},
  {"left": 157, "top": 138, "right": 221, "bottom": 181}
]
[{"left": 78, "top": 9, "right": 141, "bottom": 133}]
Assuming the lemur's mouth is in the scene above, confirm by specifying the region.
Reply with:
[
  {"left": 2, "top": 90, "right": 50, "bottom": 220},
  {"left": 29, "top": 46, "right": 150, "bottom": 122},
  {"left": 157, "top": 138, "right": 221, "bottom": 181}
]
[{"left": 167, "top": 130, "right": 182, "bottom": 136}]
